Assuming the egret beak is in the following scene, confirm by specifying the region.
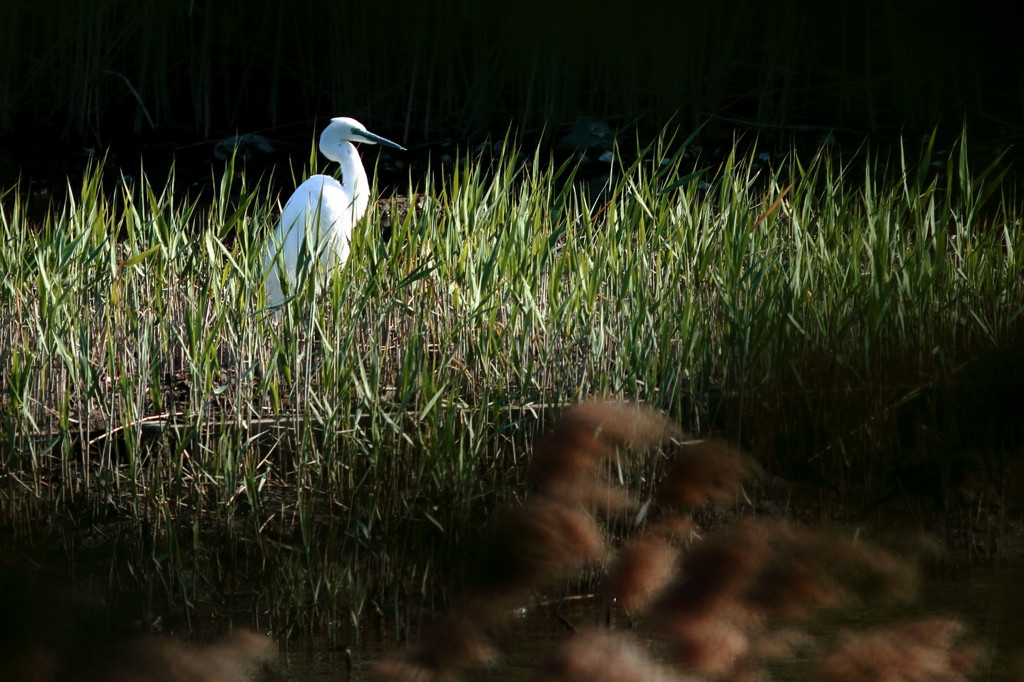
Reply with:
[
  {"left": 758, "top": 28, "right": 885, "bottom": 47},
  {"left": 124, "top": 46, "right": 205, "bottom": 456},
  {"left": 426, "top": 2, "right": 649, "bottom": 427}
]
[{"left": 355, "top": 128, "right": 406, "bottom": 151}]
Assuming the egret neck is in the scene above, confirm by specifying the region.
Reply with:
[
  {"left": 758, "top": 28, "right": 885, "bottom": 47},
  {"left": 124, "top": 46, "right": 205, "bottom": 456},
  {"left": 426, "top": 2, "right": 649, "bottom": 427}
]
[{"left": 329, "top": 139, "right": 371, "bottom": 221}]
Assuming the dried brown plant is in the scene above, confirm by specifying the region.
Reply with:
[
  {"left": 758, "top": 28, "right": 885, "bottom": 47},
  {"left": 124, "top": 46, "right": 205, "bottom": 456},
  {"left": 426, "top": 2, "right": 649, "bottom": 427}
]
[
  {"left": 814, "top": 618, "right": 983, "bottom": 682},
  {"left": 747, "top": 627, "right": 816, "bottom": 661},
  {"left": 474, "top": 496, "right": 605, "bottom": 598},
  {"left": 537, "top": 628, "right": 689, "bottom": 682},
  {"left": 608, "top": 536, "right": 680, "bottom": 615},
  {"left": 655, "top": 438, "right": 759, "bottom": 511},
  {"left": 409, "top": 607, "right": 501, "bottom": 672},
  {"left": 648, "top": 519, "right": 921, "bottom": 678},
  {"left": 374, "top": 402, "right": 682, "bottom": 680},
  {"left": 368, "top": 401, "right": 957, "bottom": 682},
  {"left": 655, "top": 536, "right": 768, "bottom": 623},
  {"left": 644, "top": 514, "right": 698, "bottom": 541},
  {"left": 380, "top": 496, "right": 604, "bottom": 678},
  {"left": 371, "top": 600, "right": 501, "bottom": 681},
  {"left": 662, "top": 604, "right": 757, "bottom": 677},
  {"left": 371, "top": 660, "right": 436, "bottom": 682},
  {"left": 730, "top": 519, "right": 917, "bottom": 618},
  {"left": 530, "top": 401, "right": 680, "bottom": 508},
  {"left": 82, "top": 629, "right": 276, "bottom": 682},
  {"left": 0, "top": 568, "right": 274, "bottom": 682},
  {"left": 650, "top": 535, "right": 766, "bottom": 676}
]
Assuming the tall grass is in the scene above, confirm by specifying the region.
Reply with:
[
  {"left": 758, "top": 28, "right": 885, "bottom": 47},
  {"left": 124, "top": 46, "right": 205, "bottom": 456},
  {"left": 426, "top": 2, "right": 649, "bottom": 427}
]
[{"left": 0, "top": 131, "right": 1021, "bottom": 635}]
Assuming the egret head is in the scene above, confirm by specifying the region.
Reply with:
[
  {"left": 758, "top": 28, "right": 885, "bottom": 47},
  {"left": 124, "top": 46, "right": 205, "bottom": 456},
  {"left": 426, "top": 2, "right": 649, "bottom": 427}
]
[{"left": 319, "top": 117, "right": 406, "bottom": 161}]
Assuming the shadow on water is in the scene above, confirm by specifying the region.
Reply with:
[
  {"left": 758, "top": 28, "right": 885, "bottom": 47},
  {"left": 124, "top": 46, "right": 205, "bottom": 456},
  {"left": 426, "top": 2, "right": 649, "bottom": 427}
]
[
  {"left": 265, "top": 568, "right": 1024, "bottom": 681},
  {"left": 0, "top": 565, "right": 276, "bottom": 681},
  {"left": 3, "top": 400, "right": 1023, "bottom": 681},
  {"left": 3, "top": 568, "right": 1022, "bottom": 681}
]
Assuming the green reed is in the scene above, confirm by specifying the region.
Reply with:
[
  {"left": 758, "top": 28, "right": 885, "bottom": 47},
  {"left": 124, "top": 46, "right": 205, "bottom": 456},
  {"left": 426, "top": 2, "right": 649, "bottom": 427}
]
[{"left": 0, "top": 131, "right": 1021, "bottom": 635}]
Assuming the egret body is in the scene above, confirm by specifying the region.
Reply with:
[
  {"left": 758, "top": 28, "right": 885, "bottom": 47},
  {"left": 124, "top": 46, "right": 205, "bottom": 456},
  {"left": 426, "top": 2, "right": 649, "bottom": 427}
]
[{"left": 263, "top": 117, "right": 405, "bottom": 306}]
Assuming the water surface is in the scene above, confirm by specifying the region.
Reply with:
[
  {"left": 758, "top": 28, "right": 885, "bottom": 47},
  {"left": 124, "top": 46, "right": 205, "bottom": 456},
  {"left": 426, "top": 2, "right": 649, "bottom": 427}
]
[{"left": 263, "top": 566, "right": 1024, "bottom": 680}]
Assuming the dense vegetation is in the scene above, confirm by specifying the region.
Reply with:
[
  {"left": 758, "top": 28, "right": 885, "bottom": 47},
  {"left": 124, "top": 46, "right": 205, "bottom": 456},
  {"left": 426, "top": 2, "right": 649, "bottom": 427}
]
[{"left": 1, "top": 132, "right": 1021, "bottom": 634}]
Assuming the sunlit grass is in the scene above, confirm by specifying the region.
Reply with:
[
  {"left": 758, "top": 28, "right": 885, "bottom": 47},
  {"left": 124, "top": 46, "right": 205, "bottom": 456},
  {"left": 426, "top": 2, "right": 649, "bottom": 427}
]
[{"left": 0, "top": 131, "right": 1021, "bottom": 635}]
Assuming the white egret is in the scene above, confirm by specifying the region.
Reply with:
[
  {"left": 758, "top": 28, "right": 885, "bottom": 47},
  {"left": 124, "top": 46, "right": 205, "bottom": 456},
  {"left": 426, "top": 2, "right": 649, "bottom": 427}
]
[{"left": 263, "top": 116, "right": 405, "bottom": 307}]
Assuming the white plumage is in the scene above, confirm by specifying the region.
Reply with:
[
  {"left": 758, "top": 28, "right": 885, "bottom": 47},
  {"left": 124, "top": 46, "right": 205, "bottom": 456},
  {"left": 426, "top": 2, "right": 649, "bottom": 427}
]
[{"left": 263, "top": 116, "right": 405, "bottom": 307}]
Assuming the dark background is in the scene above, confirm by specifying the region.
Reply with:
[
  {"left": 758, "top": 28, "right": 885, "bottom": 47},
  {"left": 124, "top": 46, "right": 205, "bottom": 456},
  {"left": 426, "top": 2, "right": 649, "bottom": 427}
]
[{"left": 1, "top": 0, "right": 1022, "bottom": 185}]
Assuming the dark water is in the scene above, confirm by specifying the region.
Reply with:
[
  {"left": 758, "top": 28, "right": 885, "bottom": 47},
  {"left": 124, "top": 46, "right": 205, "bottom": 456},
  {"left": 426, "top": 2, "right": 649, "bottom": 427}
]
[{"left": 263, "top": 566, "right": 1024, "bottom": 681}]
